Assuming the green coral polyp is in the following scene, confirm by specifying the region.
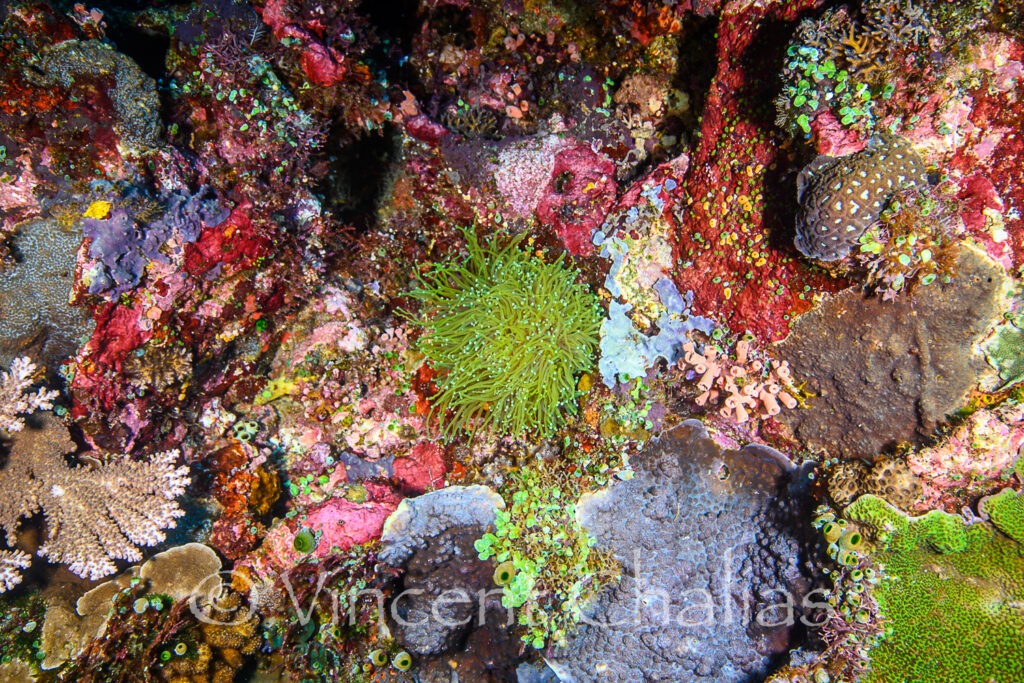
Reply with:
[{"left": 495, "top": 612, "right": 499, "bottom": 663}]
[
  {"left": 407, "top": 229, "right": 602, "bottom": 439},
  {"left": 841, "top": 494, "right": 1024, "bottom": 682},
  {"left": 292, "top": 527, "right": 317, "bottom": 554}
]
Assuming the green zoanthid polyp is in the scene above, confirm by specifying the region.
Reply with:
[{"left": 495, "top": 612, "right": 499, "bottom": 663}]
[{"left": 405, "top": 228, "right": 602, "bottom": 439}]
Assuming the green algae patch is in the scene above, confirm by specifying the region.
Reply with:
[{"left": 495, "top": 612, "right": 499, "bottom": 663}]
[{"left": 845, "top": 494, "right": 1024, "bottom": 682}]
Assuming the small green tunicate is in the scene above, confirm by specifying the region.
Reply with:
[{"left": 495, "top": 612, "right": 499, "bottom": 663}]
[{"left": 292, "top": 527, "right": 317, "bottom": 554}]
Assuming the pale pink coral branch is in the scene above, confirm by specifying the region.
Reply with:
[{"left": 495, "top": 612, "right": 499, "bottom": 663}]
[
  {"left": 0, "top": 415, "right": 190, "bottom": 581},
  {"left": 678, "top": 341, "right": 801, "bottom": 424},
  {"left": 735, "top": 339, "right": 749, "bottom": 364},
  {"left": 0, "top": 548, "right": 30, "bottom": 593},
  {"left": 0, "top": 357, "right": 59, "bottom": 434}
]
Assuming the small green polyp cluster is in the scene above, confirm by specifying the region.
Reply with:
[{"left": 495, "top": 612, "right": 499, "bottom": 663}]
[
  {"left": 474, "top": 465, "right": 617, "bottom": 649},
  {"left": 852, "top": 184, "right": 958, "bottom": 300},
  {"left": 406, "top": 229, "right": 602, "bottom": 439},
  {"left": 777, "top": 44, "right": 879, "bottom": 136},
  {"left": 839, "top": 494, "right": 1024, "bottom": 682}
]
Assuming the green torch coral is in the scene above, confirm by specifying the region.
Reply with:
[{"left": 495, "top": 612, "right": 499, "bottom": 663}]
[{"left": 406, "top": 229, "right": 602, "bottom": 439}]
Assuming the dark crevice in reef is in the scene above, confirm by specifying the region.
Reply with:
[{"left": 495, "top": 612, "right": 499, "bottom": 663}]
[
  {"left": 85, "top": 2, "right": 172, "bottom": 84},
  {"left": 317, "top": 125, "right": 403, "bottom": 234},
  {"left": 753, "top": 14, "right": 823, "bottom": 254},
  {"left": 673, "top": 13, "right": 720, "bottom": 135},
  {"left": 361, "top": 0, "right": 422, "bottom": 90}
]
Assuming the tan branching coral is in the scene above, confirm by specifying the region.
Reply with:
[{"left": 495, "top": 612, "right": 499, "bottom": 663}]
[
  {"left": 0, "top": 414, "right": 190, "bottom": 581},
  {"left": 0, "top": 356, "right": 58, "bottom": 435}
]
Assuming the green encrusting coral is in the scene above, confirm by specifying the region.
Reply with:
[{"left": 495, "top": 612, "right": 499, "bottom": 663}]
[
  {"left": 406, "top": 229, "right": 602, "bottom": 439},
  {"left": 983, "top": 319, "right": 1024, "bottom": 390},
  {"left": 844, "top": 494, "right": 1024, "bottom": 682},
  {"left": 980, "top": 488, "right": 1024, "bottom": 544}
]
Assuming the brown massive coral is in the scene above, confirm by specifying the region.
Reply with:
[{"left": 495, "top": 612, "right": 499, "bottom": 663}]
[
  {"left": 779, "top": 245, "right": 1006, "bottom": 461},
  {"left": 0, "top": 413, "right": 190, "bottom": 581}
]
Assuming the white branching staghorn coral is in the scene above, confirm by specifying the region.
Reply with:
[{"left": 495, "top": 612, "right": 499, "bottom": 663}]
[
  {"left": 0, "top": 414, "right": 191, "bottom": 581},
  {"left": 0, "top": 549, "right": 31, "bottom": 592},
  {"left": 0, "top": 356, "right": 58, "bottom": 435}
]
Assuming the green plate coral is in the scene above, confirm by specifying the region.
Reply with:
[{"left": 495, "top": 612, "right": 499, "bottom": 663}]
[
  {"left": 406, "top": 229, "right": 602, "bottom": 439},
  {"left": 842, "top": 494, "right": 1024, "bottom": 682}
]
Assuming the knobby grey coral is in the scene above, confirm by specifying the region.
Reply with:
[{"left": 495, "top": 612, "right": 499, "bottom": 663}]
[
  {"left": 548, "top": 420, "right": 819, "bottom": 683},
  {"left": 0, "top": 356, "right": 58, "bottom": 434},
  {"left": 31, "top": 39, "right": 162, "bottom": 149},
  {"left": 0, "top": 414, "right": 190, "bottom": 581},
  {"left": 0, "top": 548, "right": 30, "bottom": 592}
]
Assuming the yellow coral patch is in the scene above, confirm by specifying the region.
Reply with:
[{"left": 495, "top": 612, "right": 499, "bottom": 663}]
[{"left": 82, "top": 200, "right": 112, "bottom": 219}]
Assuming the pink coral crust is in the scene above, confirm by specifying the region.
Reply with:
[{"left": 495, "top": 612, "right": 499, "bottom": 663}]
[
  {"left": 908, "top": 406, "right": 1024, "bottom": 513},
  {"left": 261, "top": 492, "right": 400, "bottom": 571},
  {"left": 392, "top": 440, "right": 447, "bottom": 493},
  {"left": 536, "top": 145, "right": 617, "bottom": 257}
]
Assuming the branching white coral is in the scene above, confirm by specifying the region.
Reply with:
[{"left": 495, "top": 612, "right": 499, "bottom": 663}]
[
  {"left": 0, "top": 356, "right": 58, "bottom": 434},
  {"left": 0, "top": 549, "right": 30, "bottom": 592},
  {"left": 0, "top": 415, "right": 191, "bottom": 581}
]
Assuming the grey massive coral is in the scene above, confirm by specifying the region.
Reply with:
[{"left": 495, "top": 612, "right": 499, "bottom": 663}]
[
  {"left": 0, "top": 414, "right": 190, "bottom": 582},
  {"left": 548, "top": 421, "right": 819, "bottom": 683},
  {"left": 794, "top": 134, "right": 927, "bottom": 261}
]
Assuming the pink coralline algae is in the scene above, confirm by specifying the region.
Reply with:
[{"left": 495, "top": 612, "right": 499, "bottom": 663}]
[
  {"left": 948, "top": 35, "right": 1024, "bottom": 269},
  {"left": 493, "top": 134, "right": 573, "bottom": 219},
  {"left": 536, "top": 144, "right": 617, "bottom": 257},
  {"left": 257, "top": 484, "right": 401, "bottom": 572},
  {"left": 259, "top": 0, "right": 351, "bottom": 87},
  {"left": 907, "top": 404, "right": 1024, "bottom": 514},
  {"left": 393, "top": 440, "right": 447, "bottom": 494},
  {"left": 873, "top": 32, "right": 1024, "bottom": 271}
]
